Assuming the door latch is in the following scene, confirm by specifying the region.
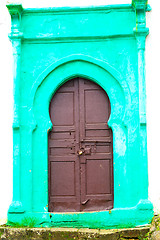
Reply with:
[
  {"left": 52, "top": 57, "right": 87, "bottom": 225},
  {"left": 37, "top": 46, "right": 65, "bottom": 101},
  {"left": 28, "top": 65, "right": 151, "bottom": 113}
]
[
  {"left": 82, "top": 199, "right": 90, "bottom": 205},
  {"left": 84, "top": 147, "right": 91, "bottom": 155},
  {"left": 77, "top": 149, "right": 84, "bottom": 156}
]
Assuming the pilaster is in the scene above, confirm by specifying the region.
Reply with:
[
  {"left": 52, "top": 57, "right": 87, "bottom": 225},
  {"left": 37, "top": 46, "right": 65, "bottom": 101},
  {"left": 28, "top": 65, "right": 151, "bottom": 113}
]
[
  {"left": 132, "top": 0, "right": 151, "bottom": 202},
  {"left": 7, "top": 3, "right": 24, "bottom": 213}
]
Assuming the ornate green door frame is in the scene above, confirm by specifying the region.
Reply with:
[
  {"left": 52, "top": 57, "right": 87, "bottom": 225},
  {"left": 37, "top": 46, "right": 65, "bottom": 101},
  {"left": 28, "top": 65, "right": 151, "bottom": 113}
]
[{"left": 7, "top": 0, "right": 153, "bottom": 228}]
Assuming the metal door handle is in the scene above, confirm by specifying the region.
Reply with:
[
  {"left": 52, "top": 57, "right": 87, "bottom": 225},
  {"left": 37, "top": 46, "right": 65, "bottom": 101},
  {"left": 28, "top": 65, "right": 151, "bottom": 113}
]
[
  {"left": 82, "top": 199, "right": 90, "bottom": 205},
  {"left": 77, "top": 147, "right": 91, "bottom": 156},
  {"left": 77, "top": 149, "right": 84, "bottom": 156},
  {"left": 77, "top": 150, "right": 83, "bottom": 156}
]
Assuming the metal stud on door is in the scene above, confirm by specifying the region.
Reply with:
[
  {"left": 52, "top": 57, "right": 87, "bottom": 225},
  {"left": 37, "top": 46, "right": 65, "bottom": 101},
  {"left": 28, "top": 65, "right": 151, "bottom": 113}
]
[{"left": 48, "top": 78, "right": 113, "bottom": 212}]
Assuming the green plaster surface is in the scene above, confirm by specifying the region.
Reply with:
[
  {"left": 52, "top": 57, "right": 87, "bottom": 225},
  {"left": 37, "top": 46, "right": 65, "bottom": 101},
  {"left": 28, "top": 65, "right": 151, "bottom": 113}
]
[{"left": 7, "top": 0, "right": 153, "bottom": 229}]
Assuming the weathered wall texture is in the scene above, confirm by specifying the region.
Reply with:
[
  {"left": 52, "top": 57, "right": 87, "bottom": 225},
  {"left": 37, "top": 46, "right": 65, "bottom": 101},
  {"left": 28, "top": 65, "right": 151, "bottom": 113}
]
[
  {"left": 0, "top": 226, "right": 151, "bottom": 240},
  {"left": 3, "top": 0, "right": 153, "bottom": 228},
  {"left": 0, "top": 0, "right": 160, "bottom": 227}
]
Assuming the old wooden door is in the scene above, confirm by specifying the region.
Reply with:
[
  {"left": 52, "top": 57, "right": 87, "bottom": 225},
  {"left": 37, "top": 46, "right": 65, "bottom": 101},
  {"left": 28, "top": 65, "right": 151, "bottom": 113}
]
[{"left": 48, "top": 78, "right": 113, "bottom": 212}]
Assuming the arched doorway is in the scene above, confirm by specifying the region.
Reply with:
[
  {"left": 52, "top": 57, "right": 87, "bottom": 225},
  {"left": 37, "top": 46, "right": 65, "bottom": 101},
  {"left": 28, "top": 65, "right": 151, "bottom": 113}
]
[{"left": 48, "top": 77, "right": 113, "bottom": 212}]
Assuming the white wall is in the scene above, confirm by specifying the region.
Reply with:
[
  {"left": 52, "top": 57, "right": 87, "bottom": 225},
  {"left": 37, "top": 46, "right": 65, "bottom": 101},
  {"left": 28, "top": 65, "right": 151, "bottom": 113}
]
[
  {"left": 0, "top": 0, "right": 159, "bottom": 224},
  {"left": 0, "top": 1, "right": 13, "bottom": 224},
  {"left": 146, "top": 2, "right": 160, "bottom": 213}
]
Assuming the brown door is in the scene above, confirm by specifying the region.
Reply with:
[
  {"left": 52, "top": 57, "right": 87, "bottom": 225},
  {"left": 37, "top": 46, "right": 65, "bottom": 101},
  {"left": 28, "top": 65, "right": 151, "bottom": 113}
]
[{"left": 48, "top": 78, "right": 113, "bottom": 212}]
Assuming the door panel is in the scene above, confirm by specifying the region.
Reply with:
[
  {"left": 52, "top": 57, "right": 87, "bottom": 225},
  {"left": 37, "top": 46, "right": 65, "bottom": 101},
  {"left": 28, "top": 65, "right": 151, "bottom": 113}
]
[
  {"left": 49, "top": 92, "right": 74, "bottom": 126},
  {"left": 85, "top": 90, "right": 110, "bottom": 124},
  {"left": 48, "top": 79, "right": 80, "bottom": 212},
  {"left": 86, "top": 159, "right": 111, "bottom": 194},
  {"left": 50, "top": 161, "right": 75, "bottom": 196},
  {"left": 79, "top": 78, "right": 113, "bottom": 211},
  {"left": 48, "top": 78, "right": 113, "bottom": 212}
]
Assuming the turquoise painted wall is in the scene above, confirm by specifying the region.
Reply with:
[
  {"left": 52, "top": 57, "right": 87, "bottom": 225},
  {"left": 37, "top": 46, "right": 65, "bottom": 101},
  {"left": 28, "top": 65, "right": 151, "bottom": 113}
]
[{"left": 6, "top": 0, "right": 153, "bottom": 229}]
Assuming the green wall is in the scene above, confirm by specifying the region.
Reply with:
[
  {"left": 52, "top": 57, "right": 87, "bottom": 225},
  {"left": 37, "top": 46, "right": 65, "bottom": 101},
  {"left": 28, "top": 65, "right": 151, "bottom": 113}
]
[{"left": 6, "top": 0, "right": 153, "bottom": 229}]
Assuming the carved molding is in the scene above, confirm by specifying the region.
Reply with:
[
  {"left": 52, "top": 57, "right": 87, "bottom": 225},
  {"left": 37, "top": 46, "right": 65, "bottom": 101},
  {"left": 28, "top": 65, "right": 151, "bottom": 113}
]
[{"left": 6, "top": 3, "right": 23, "bottom": 39}]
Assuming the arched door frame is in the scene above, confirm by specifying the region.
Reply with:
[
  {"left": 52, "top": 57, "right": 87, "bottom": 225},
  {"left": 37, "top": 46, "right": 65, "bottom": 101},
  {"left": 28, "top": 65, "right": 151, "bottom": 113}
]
[{"left": 32, "top": 54, "right": 131, "bottom": 212}]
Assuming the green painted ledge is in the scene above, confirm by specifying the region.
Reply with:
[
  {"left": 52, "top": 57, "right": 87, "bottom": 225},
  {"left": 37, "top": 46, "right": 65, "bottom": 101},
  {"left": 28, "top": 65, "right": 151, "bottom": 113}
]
[{"left": 7, "top": 202, "right": 153, "bottom": 229}]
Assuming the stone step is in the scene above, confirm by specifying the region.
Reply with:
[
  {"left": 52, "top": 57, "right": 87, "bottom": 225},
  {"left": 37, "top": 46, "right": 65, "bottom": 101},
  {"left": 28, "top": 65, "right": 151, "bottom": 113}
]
[{"left": 0, "top": 226, "right": 150, "bottom": 240}]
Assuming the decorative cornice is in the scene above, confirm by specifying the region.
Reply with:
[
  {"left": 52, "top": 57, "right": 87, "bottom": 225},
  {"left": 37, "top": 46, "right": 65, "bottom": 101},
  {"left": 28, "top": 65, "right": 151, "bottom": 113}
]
[
  {"left": 23, "top": 4, "right": 132, "bottom": 15},
  {"left": 21, "top": 33, "right": 135, "bottom": 44},
  {"left": 133, "top": 27, "right": 149, "bottom": 45},
  {"left": 8, "top": 32, "right": 23, "bottom": 40},
  {"left": 6, "top": 3, "right": 23, "bottom": 40},
  {"left": 132, "top": 0, "right": 149, "bottom": 11},
  {"left": 6, "top": 3, "right": 23, "bottom": 16},
  {"left": 132, "top": 0, "right": 150, "bottom": 37}
]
